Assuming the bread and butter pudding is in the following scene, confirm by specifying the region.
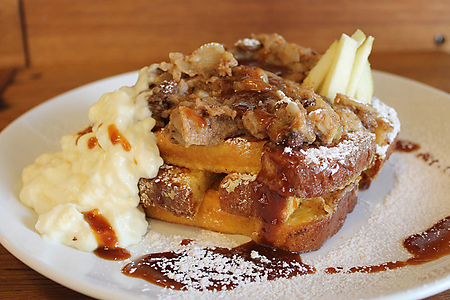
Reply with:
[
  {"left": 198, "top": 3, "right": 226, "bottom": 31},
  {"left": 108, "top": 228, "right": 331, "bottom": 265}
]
[
  {"left": 19, "top": 29, "right": 399, "bottom": 256},
  {"left": 138, "top": 32, "right": 400, "bottom": 252},
  {"left": 17, "top": 30, "right": 450, "bottom": 296}
]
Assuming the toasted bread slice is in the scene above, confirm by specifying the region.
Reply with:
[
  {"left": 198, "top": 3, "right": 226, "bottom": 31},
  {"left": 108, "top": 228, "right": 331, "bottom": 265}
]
[
  {"left": 143, "top": 180, "right": 359, "bottom": 252},
  {"left": 138, "top": 164, "right": 221, "bottom": 218},
  {"left": 218, "top": 173, "right": 262, "bottom": 219},
  {"left": 259, "top": 131, "right": 376, "bottom": 199},
  {"left": 218, "top": 173, "right": 309, "bottom": 224},
  {"left": 156, "top": 130, "right": 266, "bottom": 174},
  {"left": 138, "top": 34, "right": 400, "bottom": 253},
  {"left": 157, "top": 129, "right": 375, "bottom": 199}
]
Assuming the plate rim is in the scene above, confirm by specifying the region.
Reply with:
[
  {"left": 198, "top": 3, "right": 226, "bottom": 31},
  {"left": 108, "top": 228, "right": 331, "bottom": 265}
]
[{"left": 1, "top": 69, "right": 450, "bottom": 300}]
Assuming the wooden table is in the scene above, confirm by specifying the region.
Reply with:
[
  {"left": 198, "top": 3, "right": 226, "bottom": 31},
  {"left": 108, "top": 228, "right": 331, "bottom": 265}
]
[{"left": 1, "top": 51, "right": 449, "bottom": 299}]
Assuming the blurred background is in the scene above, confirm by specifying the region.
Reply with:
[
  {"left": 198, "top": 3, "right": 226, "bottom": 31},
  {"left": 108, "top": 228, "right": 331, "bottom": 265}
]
[
  {"left": 1, "top": 0, "right": 449, "bottom": 120},
  {"left": 2, "top": 0, "right": 449, "bottom": 90},
  {"left": 3, "top": 0, "right": 450, "bottom": 66},
  {"left": 0, "top": 0, "right": 449, "bottom": 298},
  {"left": 2, "top": 0, "right": 449, "bottom": 104}
]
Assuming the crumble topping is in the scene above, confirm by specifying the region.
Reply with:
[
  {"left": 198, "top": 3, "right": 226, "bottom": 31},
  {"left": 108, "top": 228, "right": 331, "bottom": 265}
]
[{"left": 143, "top": 34, "right": 383, "bottom": 150}]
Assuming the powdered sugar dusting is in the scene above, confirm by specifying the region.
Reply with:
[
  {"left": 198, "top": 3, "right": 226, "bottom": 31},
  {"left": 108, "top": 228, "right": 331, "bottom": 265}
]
[
  {"left": 300, "top": 131, "right": 374, "bottom": 174},
  {"left": 147, "top": 149, "right": 450, "bottom": 300},
  {"left": 220, "top": 173, "right": 256, "bottom": 193},
  {"left": 224, "top": 137, "right": 252, "bottom": 148},
  {"left": 372, "top": 97, "right": 401, "bottom": 157},
  {"left": 127, "top": 240, "right": 311, "bottom": 291},
  {"left": 274, "top": 90, "right": 295, "bottom": 106},
  {"left": 123, "top": 89, "right": 449, "bottom": 299}
]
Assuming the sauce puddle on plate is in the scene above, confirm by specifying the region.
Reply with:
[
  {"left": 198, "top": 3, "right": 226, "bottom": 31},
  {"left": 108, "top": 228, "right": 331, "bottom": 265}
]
[
  {"left": 326, "top": 215, "right": 450, "bottom": 274},
  {"left": 121, "top": 140, "right": 450, "bottom": 290},
  {"left": 122, "top": 239, "right": 314, "bottom": 291},
  {"left": 122, "top": 215, "right": 450, "bottom": 290}
]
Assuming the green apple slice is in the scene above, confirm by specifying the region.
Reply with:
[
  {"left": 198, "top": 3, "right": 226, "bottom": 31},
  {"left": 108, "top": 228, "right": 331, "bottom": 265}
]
[
  {"left": 351, "top": 29, "right": 366, "bottom": 47},
  {"left": 302, "top": 40, "right": 338, "bottom": 90},
  {"left": 355, "top": 61, "right": 374, "bottom": 104},
  {"left": 319, "top": 34, "right": 358, "bottom": 102},
  {"left": 346, "top": 36, "right": 374, "bottom": 98}
]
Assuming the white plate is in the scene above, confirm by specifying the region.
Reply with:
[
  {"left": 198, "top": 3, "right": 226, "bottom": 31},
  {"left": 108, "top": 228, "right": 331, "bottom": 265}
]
[{"left": 1, "top": 70, "right": 450, "bottom": 300}]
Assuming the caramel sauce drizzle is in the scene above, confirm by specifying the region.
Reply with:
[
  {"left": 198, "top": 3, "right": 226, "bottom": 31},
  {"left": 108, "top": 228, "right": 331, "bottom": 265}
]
[
  {"left": 121, "top": 214, "right": 450, "bottom": 290},
  {"left": 75, "top": 126, "right": 93, "bottom": 145},
  {"left": 75, "top": 125, "right": 99, "bottom": 149},
  {"left": 417, "top": 152, "right": 440, "bottom": 166},
  {"left": 87, "top": 137, "right": 98, "bottom": 149},
  {"left": 121, "top": 138, "right": 450, "bottom": 289},
  {"left": 83, "top": 209, "right": 130, "bottom": 261},
  {"left": 326, "top": 215, "right": 450, "bottom": 274},
  {"left": 123, "top": 138, "right": 450, "bottom": 290},
  {"left": 108, "top": 124, "right": 131, "bottom": 151},
  {"left": 395, "top": 139, "right": 449, "bottom": 173},
  {"left": 323, "top": 140, "right": 450, "bottom": 274},
  {"left": 394, "top": 140, "right": 420, "bottom": 152},
  {"left": 122, "top": 240, "right": 314, "bottom": 291},
  {"left": 122, "top": 214, "right": 450, "bottom": 290}
]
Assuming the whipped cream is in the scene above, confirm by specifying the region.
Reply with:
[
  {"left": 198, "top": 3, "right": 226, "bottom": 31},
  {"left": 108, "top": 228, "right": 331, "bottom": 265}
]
[{"left": 19, "top": 67, "right": 163, "bottom": 252}]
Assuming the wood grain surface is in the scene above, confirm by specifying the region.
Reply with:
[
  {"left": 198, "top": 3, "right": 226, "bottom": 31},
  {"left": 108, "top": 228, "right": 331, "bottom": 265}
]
[
  {"left": 0, "top": 0, "right": 26, "bottom": 69},
  {"left": 1, "top": 0, "right": 450, "bottom": 299},
  {"left": 21, "top": 0, "right": 450, "bottom": 68}
]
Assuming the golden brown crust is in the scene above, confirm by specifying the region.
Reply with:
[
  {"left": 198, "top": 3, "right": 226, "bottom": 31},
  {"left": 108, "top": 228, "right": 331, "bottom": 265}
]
[
  {"left": 157, "top": 128, "right": 376, "bottom": 198},
  {"left": 145, "top": 182, "right": 261, "bottom": 238},
  {"left": 144, "top": 181, "right": 359, "bottom": 252},
  {"left": 258, "top": 131, "right": 376, "bottom": 199},
  {"left": 218, "top": 173, "right": 260, "bottom": 219},
  {"left": 138, "top": 165, "right": 221, "bottom": 218},
  {"left": 156, "top": 130, "right": 266, "bottom": 174},
  {"left": 262, "top": 181, "right": 359, "bottom": 252}
]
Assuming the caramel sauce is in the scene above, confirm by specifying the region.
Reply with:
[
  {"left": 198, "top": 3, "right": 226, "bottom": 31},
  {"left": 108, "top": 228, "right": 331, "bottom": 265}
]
[
  {"left": 326, "top": 215, "right": 450, "bottom": 274},
  {"left": 404, "top": 216, "right": 450, "bottom": 262},
  {"left": 75, "top": 126, "right": 93, "bottom": 145},
  {"left": 359, "top": 173, "right": 372, "bottom": 190},
  {"left": 219, "top": 65, "right": 275, "bottom": 105},
  {"left": 179, "top": 106, "right": 207, "bottom": 128},
  {"left": 83, "top": 209, "right": 130, "bottom": 261},
  {"left": 252, "top": 108, "right": 275, "bottom": 132},
  {"left": 120, "top": 215, "right": 450, "bottom": 290},
  {"left": 417, "top": 152, "right": 431, "bottom": 161},
  {"left": 394, "top": 140, "right": 420, "bottom": 152},
  {"left": 108, "top": 124, "right": 131, "bottom": 151},
  {"left": 87, "top": 137, "right": 98, "bottom": 149},
  {"left": 122, "top": 240, "right": 314, "bottom": 291},
  {"left": 395, "top": 139, "right": 449, "bottom": 171},
  {"left": 256, "top": 144, "right": 296, "bottom": 197},
  {"left": 417, "top": 152, "right": 440, "bottom": 166},
  {"left": 75, "top": 125, "right": 99, "bottom": 149},
  {"left": 253, "top": 181, "right": 286, "bottom": 226},
  {"left": 234, "top": 67, "right": 272, "bottom": 92}
]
